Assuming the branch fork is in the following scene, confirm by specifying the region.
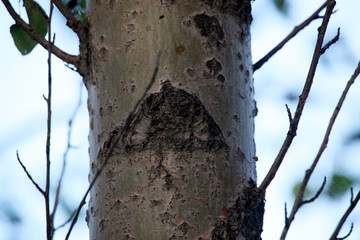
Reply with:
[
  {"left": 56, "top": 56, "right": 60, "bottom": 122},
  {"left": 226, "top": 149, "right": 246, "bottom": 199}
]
[{"left": 2, "top": 0, "right": 85, "bottom": 73}]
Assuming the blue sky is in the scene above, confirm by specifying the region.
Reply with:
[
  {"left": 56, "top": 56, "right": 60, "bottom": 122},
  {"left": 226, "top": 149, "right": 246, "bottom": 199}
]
[{"left": 1, "top": 0, "right": 360, "bottom": 239}]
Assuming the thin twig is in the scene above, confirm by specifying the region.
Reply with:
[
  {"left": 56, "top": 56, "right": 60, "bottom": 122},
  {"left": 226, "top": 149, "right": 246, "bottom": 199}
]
[
  {"left": 16, "top": 151, "right": 45, "bottom": 195},
  {"left": 64, "top": 52, "right": 162, "bottom": 240},
  {"left": 335, "top": 223, "right": 353, "bottom": 240},
  {"left": 52, "top": 0, "right": 82, "bottom": 33},
  {"left": 258, "top": 0, "right": 336, "bottom": 194},
  {"left": 321, "top": 28, "right": 340, "bottom": 55},
  {"left": 1, "top": 0, "right": 79, "bottom": 67},
  {"left": 329, "top": 190, "right": 360, "bottom": 240},
  {"left": 302, "top": 176, "right": 326, "bottom": 205},
  {"left": 45, "top": 2, "right": 55, "bottom": 239},
  {"left": 280, "top": 59, "right": 360, "bottom": 239},
  {"left": 55, "top": 210, "right": 76, "bottom": 231},
  {"left": 253, "top": 0, "right": 328, "bottom": 72},
  {"left": 51, "top": 82, "right": 83, "bottom": 224},
  {"left": 284, "top": 203, "right": 288, "bottom": 227},
  {"left": 285, "top": 104, "right": 293, "bottom": 123}
]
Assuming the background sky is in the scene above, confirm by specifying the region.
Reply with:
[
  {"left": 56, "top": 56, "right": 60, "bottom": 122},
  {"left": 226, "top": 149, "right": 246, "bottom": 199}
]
[{"left": 1, "top": 0, "right": 360, "bottom": 239}]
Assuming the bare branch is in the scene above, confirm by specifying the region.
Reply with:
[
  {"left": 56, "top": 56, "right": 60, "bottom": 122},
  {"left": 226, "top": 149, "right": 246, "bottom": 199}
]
[
  {"left": 53, "top": 0, "right": 82, "bottom": 33},
  {"left": 45, "top": 2, "right": 55, "bottom": 239},
  {"left": 253, "top": 0, "right": 328, "bottom": 72},
  {"left": 281, "top": 177, "right": 326, "bottom": 238},
  {"left": 55, "top": 210, "right": 76, "bottom": 231},
  {"left": 321, "top": 28, "right": 340, "bottom": 55},
  {"left": 336, "top": 223, "right": 353, "bottom": 240},
  {"left": 329, "top": 190, "right": 360, "bottom": 240},
  {"left": 280, "top": 59, "right": 360, "bottom": 240},
  {"left": 51, "top": 82, "right": 83, "bottom": 223},
  {"left": 64, "top": 52, "right": 162, "bottom": 240},
  {"left": 285, "top": 104, "right": 293, "bottom": 124},
  {"left": 258, "top": 0, "right": 336, "bottom": 194},
  {"left": 2, "top": 0, "right": 80, "bottom": 68},
  {"left": 284, "top": 203, "right": 289, "bottom": 228},
  {"left": 302, "top": 176, "right": 326, "bottom": 205},
  {"left": 16, "top": 151, "right": 45, "bottom": 195}
]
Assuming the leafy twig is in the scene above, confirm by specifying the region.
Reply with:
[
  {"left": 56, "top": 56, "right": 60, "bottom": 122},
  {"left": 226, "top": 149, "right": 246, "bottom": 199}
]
[
  {"left": 253, "top": 0, "right": 329, "bottom": 72},
  {"left": 258, "top": 0, "right": 336, "bottom": 194},
  {"left": 280, "top": 59, "right": 360, "bottom": 239},
  {"left": 1, "top": 0, "right": 79, "bottom": 67},
  {"left": 64, "top": 52, "right": 162, "bottom": 240}
]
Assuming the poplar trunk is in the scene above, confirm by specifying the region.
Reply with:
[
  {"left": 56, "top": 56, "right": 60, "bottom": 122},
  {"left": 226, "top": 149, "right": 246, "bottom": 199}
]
[{"left": 85, "top": 1, "right": 262, "bottom": 239}]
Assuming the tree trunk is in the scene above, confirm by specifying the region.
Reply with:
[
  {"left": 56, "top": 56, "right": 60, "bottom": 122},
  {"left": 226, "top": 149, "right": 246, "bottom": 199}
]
[{"left": 85, "top": 0, "right": 262, "bottom": 239}]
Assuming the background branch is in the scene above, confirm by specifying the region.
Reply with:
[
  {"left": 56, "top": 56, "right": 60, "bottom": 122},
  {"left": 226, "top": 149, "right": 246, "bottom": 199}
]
[
  {"left": 51, "top": 82, "right": 83, "bottom": 225},
  {"left": 53, "top": 0, "right": 82, "bottom": 33},
  {"left": 330, "top": 190, "right": 360, "bottom": 240},
  {"left": 16, "top": 151, "right": 45, "bottom": 195},
  {"left": 45, "top": 2, "right": 55, "bottom": 239},
  {"left": 258, "top": 0, "right": 336, "bottom": 194},
  {"left": 253, "top": 0, "right": 328, "bottom": 72},
  {"left": 280, "top": 59, "right": 360, "bottom": 240},
  {"left": 321, "top": 27, "right": 340, "bottom": 55}
]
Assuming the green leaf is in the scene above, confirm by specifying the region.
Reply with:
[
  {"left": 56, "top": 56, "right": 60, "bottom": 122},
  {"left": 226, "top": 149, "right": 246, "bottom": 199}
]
[
  {"left": 10, "top": 0, "right": 48, "bottom": 55},
  {"left": 272, "top": 0, "right": 289, "bottom": 14},
  {"left": 292, "top": 182, "right": 311, "bottom": 199},
  {"left": 326, "top": 174, "right": 354, "bottom": 198},
  {"left": 10, "top": 24, "right": 38, "bottom": 55},
  {"left": 346, "top": 131, "right": 360, "bottom": 144},
  {"left": 24, "top": 0, "right": 48, "bottom": 37}
]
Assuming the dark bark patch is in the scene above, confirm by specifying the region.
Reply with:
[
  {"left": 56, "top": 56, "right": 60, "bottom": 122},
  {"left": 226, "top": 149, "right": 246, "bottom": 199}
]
[
  {"left": 175, "top": 45, "right": 186, "bottom": 55},
  {"left": 194, "top": 13, "right": 224, "bottom": 49},
  {"left": 194, "top": 14, "right": 224, "bottom": 39},
  {"left": 252, "top": 100, "right": 258, "bottom": 117},
  {"left": 159, "top": 211, "right": 176, "bottom": 225},
  {"left": 211, "top": 180, "right": 264, "bottom": 240},
  {"left": 217, "top": 74, "right": 225, "bottom": 82},
  {"left": 200, "top": 0, "right": 252, "bottom": 24},
  {"left": 236, "top": 51, "right": 242, "bottom": 60},
  {"left": 178, "top": 221, "right": 192, "bottom": 235},
  {"left": 123, "top": 10, "right": 140, "bottom": 19},
  {"left": 186, "top": 68, "right": 195, "bottom": 77},
  {"left": 161, "top": 0, "right": 176, "bottom": 4},
  {"left": 226, "top": 130, "right": 232, "bottom": 137},
  {"left": 126, "top": 23, "right": 136, "bottom": 33},
  {"left": 206, "top": 58, "right": 222, "bottom": 76},
  {"left": 123, "top": 80, "right": 226, "bottom": 152},
  {"left": 150, "top": 199, "right": 163, "bottom": 206},
  {"left": 124, "top": 39, "right": 136, "bottom": 52},
  {"left": 100, "top": 47, "right": 107, "bottom": 58},
  {"left": 239, "top": 64, "right": 244, "bottom": 72},
  {"left": 107, "top": 0, "right": 115, "bottom": 9}
]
